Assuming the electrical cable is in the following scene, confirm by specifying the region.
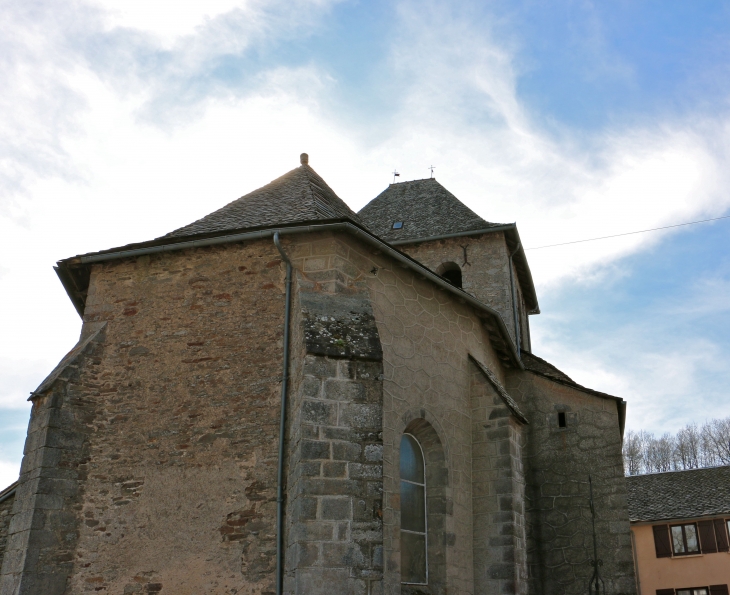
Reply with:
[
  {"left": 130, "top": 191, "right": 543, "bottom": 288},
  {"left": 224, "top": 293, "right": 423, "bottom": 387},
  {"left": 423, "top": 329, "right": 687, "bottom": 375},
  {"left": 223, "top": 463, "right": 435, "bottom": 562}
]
[{"left": 525, "top": 214, "right": 730, "bottom": 250}]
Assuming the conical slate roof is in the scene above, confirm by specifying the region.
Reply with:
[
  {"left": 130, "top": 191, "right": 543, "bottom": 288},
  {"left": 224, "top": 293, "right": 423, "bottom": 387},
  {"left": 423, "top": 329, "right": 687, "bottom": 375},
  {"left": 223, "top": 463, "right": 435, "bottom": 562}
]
[
  {"left": 164, "top": 161, "right": 361, "bottom": 238},
  {"left": 358, "top": 178, "right": 504, "bottom": 243}
]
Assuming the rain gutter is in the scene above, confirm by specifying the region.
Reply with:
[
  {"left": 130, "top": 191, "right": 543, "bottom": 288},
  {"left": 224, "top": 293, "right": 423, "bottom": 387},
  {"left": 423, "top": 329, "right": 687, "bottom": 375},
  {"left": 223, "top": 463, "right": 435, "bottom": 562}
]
[{"left": 272, "top": 233, "right": 291, "bottom": 595}]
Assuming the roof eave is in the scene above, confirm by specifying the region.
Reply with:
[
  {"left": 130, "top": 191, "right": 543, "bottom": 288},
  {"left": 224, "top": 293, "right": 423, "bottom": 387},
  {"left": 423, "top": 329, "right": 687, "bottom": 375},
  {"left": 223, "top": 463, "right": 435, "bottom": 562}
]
[{"left": 55, "top": 220, "right": 525, "bottom": 369}]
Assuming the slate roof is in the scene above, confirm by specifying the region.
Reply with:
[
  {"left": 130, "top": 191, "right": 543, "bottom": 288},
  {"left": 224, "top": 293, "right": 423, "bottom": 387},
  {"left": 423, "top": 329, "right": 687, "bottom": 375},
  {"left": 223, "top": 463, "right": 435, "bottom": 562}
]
[
  {"left": 470, "top": 355, "right": 528, "bottom": 424},
  {"left": 627, "top": 466, "right": 730, "bottom": 522},
  {"left": 30, "top": 323, "right": 107, "bottom": 398},
  {"left": 0, "top": 480, "right": 17, "bottom": 504},
  {"left": 164, "top": 163, "right": 361, "bottom": 239},
  {"left": 521, "top": 351, "right": 575, "bottom": 384},
  {"left": 357, "top": 178, "right": 504, "bottom": 243}
]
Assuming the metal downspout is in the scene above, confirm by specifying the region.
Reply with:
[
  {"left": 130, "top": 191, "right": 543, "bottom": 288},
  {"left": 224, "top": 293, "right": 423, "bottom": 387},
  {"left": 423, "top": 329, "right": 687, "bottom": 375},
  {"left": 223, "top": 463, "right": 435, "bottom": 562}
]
[
  {"left": 273, "top": 232, "right": 292, "bottom": 595},
  {"left": 508, "top": 242, "right": 522, "bottom": 357}
]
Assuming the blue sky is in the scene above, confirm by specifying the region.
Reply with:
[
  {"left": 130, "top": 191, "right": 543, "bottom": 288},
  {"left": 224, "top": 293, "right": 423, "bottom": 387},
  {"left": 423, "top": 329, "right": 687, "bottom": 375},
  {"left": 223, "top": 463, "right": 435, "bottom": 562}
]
[{"left": 2, "top": 0, "right": 730, "bottom": 487}]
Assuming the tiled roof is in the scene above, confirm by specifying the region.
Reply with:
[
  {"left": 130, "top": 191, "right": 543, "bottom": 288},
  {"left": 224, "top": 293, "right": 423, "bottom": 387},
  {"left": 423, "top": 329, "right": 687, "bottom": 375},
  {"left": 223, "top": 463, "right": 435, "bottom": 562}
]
[
  {"left": 627, "top": 466, "right": 730, "bottom": 522},
  {"left": 357, "top": 178, "right": 504, "bottom": 243},
  {"left": 164, "top": 164, "right": 361, "bottom": 238}
]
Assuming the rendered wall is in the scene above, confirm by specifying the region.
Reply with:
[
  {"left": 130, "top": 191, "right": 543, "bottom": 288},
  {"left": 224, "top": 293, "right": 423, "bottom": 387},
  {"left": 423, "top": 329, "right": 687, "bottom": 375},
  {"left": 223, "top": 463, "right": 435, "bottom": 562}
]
[
  {"left": 506, "top": 372, "right": 637, "bottom": 595},
  {"left": 631, "top": 523, "right": 730, "bottom": 593},
  {"left": 397, "top": 233, "right": 529, "bottom": 348}
]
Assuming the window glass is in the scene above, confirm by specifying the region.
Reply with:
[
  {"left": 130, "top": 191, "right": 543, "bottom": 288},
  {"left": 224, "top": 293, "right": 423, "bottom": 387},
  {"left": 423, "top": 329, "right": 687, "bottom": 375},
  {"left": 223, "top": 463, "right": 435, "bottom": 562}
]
[
  {"left": 401, "top": 532, "right": 427, "bottom": 584},
  {"left": 672, "top": 525, "right": 686, "bottom": 553},
  {"left": 400, "top": 433, "right": 427, "bottom": 585},
  {"left": 401, "top": 482, "right": 426, "bottom": 532},
  {"left": 684, "top": 524, "right": 699, "bottom": 553},
  {"left": 671, "top": 523, "right": 700, "bottom": 555},
  {"left": 677, "top": 590, "right": 690, "bottom": 595},
  {"left": 400, "top": 434, "right": 424, "bottom": 483}
]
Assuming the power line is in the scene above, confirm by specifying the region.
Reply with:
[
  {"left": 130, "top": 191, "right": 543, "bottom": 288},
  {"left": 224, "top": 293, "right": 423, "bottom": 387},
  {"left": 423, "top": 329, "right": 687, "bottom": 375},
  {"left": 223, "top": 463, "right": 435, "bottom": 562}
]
[{"left": 524, "top": 214, "right": 730, "bottom": 250}]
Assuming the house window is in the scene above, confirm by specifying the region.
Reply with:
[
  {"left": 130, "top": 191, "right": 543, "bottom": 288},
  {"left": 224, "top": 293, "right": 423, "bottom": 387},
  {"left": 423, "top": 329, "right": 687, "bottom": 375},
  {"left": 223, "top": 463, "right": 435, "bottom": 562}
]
[
  {"left": 671, "top": 523, "right": 700, "bottom": 555},
  {"left": 400, "top": 433, "right": 427, "bottom": 585},
  {"left": 392, "top": 221, "right": 403, "bottom": 229},
  {"left": 676, "top": 589, "right": 709, "bottom": 595},
  {"left": 558, "top": 412, "right": 567, "bottom": 427}
]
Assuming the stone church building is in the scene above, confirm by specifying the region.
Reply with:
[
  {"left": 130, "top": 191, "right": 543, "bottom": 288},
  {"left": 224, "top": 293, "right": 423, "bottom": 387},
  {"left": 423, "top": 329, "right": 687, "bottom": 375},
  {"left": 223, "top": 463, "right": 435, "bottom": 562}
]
[{"left": 0, "top": 155, "right": 637, "bottom": 594}]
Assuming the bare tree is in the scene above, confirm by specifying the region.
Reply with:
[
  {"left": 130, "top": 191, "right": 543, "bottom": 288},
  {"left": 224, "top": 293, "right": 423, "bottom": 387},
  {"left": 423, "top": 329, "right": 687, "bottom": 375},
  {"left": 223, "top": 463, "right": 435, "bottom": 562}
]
[
  {"left": 674, "top": 423, "right": 701, "bottom": 470},
  {"left": 645, "top": 433, "right": 675, "bottom": 473},
  {"left": 624, "top": 415, "right": 730, "bottom": 475},
  {"left": 702, "top": 418, "right": 730, "bottom": 466},
  {"left": 622, "top": 430, "right": 644, "bottom": 475}
]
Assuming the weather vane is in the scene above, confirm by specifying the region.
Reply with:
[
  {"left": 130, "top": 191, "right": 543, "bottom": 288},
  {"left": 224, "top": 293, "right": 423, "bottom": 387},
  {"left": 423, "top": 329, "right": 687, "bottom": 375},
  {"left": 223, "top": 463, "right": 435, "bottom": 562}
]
[
  {"left": 429, "top": 165, "right": 435, "bottom": 178},
  {"left": 392, "top": 169, "right": 400, "bottom": 184}
]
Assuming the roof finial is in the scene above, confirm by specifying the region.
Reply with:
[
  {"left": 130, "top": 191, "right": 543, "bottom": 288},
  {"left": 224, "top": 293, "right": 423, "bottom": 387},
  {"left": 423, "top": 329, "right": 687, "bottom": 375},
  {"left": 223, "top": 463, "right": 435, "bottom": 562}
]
[
  {"left": 392, "top": 169, "right": 400, "bottom": 184},
  {"left": 429, "top": 165, "right": 435, "bottom": 178},
  {"left": 300, "top": 153, "right": 309, "bottom": 165}
]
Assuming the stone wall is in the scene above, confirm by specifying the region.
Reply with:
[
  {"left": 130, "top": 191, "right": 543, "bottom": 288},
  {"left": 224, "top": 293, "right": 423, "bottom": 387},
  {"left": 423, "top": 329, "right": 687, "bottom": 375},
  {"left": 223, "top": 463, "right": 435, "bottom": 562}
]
[
  {"left": 0, "top": 490, "right": 16, "bottom": 579},
  {"left": 469, "top": 361, "right": 528, "bottom": 595},
  {"left": 2, "top": 240, "right": 290, "bottom": 594},
  {"left": 282, "top": 231, "right": 516, "bottom": 595},
  {"left": 0, "top": 325, "right": 106, "bottom": 595},
  {"left": 283, "top": 278, "right": 385, "bottom": 595},
  {"left": 506, "top": 372, "right": 636, "bottom": 595}
]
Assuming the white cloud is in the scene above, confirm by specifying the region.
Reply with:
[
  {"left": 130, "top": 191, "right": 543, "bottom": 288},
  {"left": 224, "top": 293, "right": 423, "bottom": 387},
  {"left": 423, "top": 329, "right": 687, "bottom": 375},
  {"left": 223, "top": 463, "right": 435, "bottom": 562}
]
[
  {"left": 0, "top": 460, "right": 19, "bottom": 491},
  {"left": 91, "top": 0, "right": 343, "bottom": 47},
  {"left": 1, "top": 0, "right": 730, "bottom": 476}
]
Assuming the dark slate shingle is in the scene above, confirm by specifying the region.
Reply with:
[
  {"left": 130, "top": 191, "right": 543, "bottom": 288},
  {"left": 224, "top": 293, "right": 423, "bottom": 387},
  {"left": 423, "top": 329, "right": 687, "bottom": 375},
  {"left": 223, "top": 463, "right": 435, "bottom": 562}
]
[
  {"left": 357, "top": 178, "right": 504, "bottom": 243},
  {"left": 164, "top": 164, "right": 361, "bottom": 238},
  {"left": 470, "top": 355, "right": 528, "bottom": 424},
  {"left": 626, "top": 466, "right": 730, "bottom": 522},
  {"left": 521, "top": 351, "right": 575, "bottom": 384}
]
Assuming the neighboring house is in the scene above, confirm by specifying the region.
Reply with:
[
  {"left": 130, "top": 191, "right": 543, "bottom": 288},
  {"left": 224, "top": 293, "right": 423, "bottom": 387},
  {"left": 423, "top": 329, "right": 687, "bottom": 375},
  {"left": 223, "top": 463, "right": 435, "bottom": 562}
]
[
  {"left": 0, "top": 482, "right": 17, "bottom": 572},
  {"left": 0, "top": 155, "right": 637, "bottom": 595},
  {"left": 627, "top": 466, "right": 730, "bottom": 595}
]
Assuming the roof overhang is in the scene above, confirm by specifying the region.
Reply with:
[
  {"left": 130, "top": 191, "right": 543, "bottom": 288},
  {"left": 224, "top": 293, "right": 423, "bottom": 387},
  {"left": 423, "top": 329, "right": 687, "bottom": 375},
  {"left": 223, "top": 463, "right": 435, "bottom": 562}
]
[
  {"left": 56, "top": 220, "right": 525, "bottom": 369},
  {"left": 388, "top": 224, "right": 540, "bottom": 314}
]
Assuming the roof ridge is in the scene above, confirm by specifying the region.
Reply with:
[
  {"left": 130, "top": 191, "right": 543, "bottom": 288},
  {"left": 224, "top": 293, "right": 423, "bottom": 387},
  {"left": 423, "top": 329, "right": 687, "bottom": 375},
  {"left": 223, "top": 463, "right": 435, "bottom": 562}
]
[
  {"left": 161, "top": 162, "right": 361, "bottom": 239},
  {"left": 627, "top": 465, "right": 730, "bottom": 478}
]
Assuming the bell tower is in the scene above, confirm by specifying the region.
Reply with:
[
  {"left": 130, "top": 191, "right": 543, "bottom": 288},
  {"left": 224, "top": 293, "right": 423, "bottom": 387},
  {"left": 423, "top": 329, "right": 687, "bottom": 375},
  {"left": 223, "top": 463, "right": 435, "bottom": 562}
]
[{"left": 358, "top": 178, "right": 539, "bottom": 352}]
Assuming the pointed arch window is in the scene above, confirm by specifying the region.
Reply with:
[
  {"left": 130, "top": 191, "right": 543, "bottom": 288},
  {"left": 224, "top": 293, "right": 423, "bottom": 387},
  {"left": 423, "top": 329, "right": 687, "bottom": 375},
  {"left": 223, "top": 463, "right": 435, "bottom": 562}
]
[{"left": 400, "top": 433, "right": 427, "bottom": 585}]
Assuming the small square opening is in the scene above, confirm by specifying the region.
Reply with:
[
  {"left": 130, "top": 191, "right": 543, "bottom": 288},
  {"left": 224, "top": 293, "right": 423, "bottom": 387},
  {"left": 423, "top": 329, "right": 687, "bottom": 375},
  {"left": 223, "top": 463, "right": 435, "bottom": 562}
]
[{"left": 557, "top": 412, "right": 566, "bottom": 428}]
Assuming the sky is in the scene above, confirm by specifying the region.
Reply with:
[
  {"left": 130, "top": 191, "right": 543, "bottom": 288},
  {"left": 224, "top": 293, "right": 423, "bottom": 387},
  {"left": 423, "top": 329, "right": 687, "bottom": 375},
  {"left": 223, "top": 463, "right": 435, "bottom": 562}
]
[{"left": 2, "top": 0, "right": 730, "bottom": 487}]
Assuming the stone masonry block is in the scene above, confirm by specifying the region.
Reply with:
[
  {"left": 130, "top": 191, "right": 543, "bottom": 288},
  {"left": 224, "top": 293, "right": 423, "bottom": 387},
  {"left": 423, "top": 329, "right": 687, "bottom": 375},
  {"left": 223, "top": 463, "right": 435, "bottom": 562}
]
[
  {"left": 301, "top": 440, "right": 331, "bottom": 461},
  {"left": 302, "top": 401, "right": 337, "bottom": 425},
  {"left": 339, "top": 404, "right": 381, "bottom": 430},
  {"left": 324, "top": 380, "right": 363, "bottom": 402},
  {"left": 332, "top": 441, "right": 362, "bottom": 462},
  {"left": 320, "top": 498, "right": 351, "bottom": 521}
]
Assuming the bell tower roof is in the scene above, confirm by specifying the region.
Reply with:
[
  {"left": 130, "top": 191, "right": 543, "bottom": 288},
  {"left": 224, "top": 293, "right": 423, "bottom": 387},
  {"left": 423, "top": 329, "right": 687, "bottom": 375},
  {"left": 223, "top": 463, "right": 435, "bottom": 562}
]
[{"left": 357, "top": 178, "right": 505, "bottom": 243}]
